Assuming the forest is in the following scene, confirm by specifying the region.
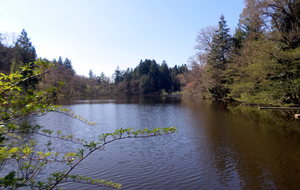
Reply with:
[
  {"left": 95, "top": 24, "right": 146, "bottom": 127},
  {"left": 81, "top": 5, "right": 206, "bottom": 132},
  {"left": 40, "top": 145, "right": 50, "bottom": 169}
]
[
  {"left": 0, "top": 30, "right": 187, "bottom": 97},
  {"left": 183, "top": 0, "right": 300, "bottom": 106},
  {"left": 1, "top": 0, "right": 300, "bottom": 106},
  {"left": 0, "top": 0, "right": 300, "bottom": 189}
]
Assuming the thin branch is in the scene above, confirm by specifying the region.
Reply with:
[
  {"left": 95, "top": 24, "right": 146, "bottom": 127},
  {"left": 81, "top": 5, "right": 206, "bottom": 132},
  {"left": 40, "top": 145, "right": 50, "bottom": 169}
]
[
  {"left": 51, "top": 180, "right": 117, "bottom": 188},
  {"left": 3, "top": 131, "right": 84, "bottom": 145},
  {"left": 0, "top": 69, "right": 50, "bottom": 96},
  {"left": 32, "top": 111, "right": 96, "bottom": 125},
  {"left": 50, "top": 133, "right": 174, "bottom": 189}
]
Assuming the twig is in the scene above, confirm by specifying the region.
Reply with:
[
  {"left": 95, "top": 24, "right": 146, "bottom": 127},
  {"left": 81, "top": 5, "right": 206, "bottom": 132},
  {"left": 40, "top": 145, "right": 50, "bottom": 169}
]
[{"left": 0, "top": 69, "right": 50, "bottom": 96}]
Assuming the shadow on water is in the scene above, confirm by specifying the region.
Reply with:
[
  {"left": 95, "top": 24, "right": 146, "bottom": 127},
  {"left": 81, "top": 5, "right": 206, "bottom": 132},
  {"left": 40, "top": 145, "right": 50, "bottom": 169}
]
[
  {"left": 28, "top": 96, "right": 300, "bottom": 189},
  {"left": 183, "top": 100, "right": 300, "bottom": 189},
  {"left": 54, "top": 95, "right": 182, "bottom": 105}
]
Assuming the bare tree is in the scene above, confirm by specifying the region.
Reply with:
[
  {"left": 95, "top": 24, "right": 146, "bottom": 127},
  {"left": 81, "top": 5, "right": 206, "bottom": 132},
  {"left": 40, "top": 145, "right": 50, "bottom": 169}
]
[
  {"left": 0, "top": 32, "right": 18, "bottom": 47},
  {"left": 195, "top": 25, "right": 217, "bottom": 52}
]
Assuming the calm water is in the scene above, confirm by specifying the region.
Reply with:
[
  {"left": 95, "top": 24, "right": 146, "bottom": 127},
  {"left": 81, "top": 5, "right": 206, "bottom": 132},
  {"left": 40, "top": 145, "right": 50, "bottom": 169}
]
[{"left": 32, "top": 96, "right": 300, "bottom": 189}]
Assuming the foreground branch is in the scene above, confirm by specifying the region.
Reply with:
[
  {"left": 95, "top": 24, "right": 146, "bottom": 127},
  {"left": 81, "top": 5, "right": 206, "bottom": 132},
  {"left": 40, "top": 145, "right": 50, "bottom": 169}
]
[{"left": 50, "top": 132, "right": 176, "bottom": 189}]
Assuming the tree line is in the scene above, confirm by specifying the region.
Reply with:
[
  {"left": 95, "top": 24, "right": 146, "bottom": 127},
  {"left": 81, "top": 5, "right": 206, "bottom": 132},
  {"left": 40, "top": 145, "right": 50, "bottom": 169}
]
[
  {"left": 182, "top": 0, "right": 300, "bottom": 105},
  {"left": 108, "top": 60, "right": 187, "bottom": 95},
  {"left": 3, "top": 0, "right": 298, "bottom": 104},
  {"left": 0, "top": 30, "right": 187, "bottom": 97},
  {"left": 0, "top": 58, "right": 179, "bottom": 189}
]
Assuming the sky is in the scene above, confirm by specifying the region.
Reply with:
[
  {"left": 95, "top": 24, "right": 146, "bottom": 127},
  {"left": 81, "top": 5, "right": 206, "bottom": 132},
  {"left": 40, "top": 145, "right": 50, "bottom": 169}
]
[{"left": 0, "top": 0, "right": 245, "bottom": 78}]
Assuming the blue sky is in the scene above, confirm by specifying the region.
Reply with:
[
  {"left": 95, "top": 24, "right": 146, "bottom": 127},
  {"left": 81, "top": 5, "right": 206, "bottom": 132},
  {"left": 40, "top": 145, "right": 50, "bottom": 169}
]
[{"left": 0, "top": 0, "right": 245, "bottom": 77}]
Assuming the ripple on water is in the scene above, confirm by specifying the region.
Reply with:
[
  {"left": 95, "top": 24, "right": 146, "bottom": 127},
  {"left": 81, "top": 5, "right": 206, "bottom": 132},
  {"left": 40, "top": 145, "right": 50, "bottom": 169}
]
[{"left": 27, "top": 97, "right": 300, "bottom": 190}]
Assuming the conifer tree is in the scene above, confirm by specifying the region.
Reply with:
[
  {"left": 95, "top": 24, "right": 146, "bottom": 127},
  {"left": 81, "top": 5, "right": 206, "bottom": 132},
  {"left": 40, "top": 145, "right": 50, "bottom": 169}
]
[
  {"left": 171, "top": 65, "right": 181, "bottom": 92},
  {"left": 159, "top": 60, "right": 172, "bottom": 93},
  {"left": 15, "top": 29, "right": 36, "bottom": 64},
  {"left": 207, "top": 15, "right": 232, "bottom": 99},
  {"left": 114, "top": 66, "right": 124, "bottom": 85},
  {"left": 149, "top": 60, "right": 160, "bottom": 92},
  {"left": 13, "top": 29, "right": 37, "bottom": 90},
  {"left": 99, "top": 72, "right": 105, "bottom": 82},
  {"left": 123, "top": 68, "right": 132, "bottom": 94},
  {"left": 64, "top": 58, "right": 73, "bottom": 70},
  {"left": 138, "top": 59, "right": 151, "bottom": 76},
  {"left": 89, "top": 69, "right": 94, "bottom": 79},
  {"left": 57, "top": 56, "right": 63, "bottom": 66},
  {"left": 208, "top": 15, "right": 231, "bottom": 69},
  {"left": 0, "top": 33, "right": 11, "bottom": 74},
  {"left": 238, "top": 0, "right": 264, "bottom": 40},
  {"left": 139, "top": 74, "right": 151, "bottom": 94}
]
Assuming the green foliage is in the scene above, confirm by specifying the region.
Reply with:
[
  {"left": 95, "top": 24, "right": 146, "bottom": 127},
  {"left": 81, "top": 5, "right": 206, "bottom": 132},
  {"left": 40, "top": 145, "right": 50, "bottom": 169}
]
[
  {"left": 112, "top": 60, "right": 186, "bottom": 95},
  {"left": 114, "top": 66, "right": 124, "bottom": 85},
  {"left": 126, "top": 127, "right": 134, "bottom": 137},
  {"left": 1, "top": 31, "right": 186, "bottom": 96},
  {"left": 0, "top": 59, "right": 178, "bottom": 189},
  {"left": 139, "top": 74, "right": 151, "bottom": 94},
  {"left": 208, "top": 15, "right": 231, "bottom": 70},
  {"left": 184, "top": 0, "right": 300, "bottom": 105},
  {"left": 0, "top": 171, "right": 24, "bottom": 188},
  {"left": 229, "top": 38, "right": 300, "bottom": 105},
  {"left": 149, "top": 60, "right": 160, "bottom": 92},
  {"left": 159, "top": 60, "right": 172, "bottom": 93},
  {"left": 206, "top": 15, "right": 231, "bottom": 99}
]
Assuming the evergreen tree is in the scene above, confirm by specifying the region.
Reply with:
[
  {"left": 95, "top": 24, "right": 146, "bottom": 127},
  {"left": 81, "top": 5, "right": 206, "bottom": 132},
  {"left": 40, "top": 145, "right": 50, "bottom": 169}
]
[
  {"left": 0, "top": 33, "right": 11, "bottom": 74},
  {"left": 123, "top": 68, "right": 132, "bottom": 82},
  {"left": 159, "top": 60, "right": 172, "bottom": 93},
  {"left": 232, "top": 25, "right": 247, "bottom": 51},
  {"left": 11, "top": 29, "right": 36, "bottom": 73},
  {"left": 171, "top": 65, "right": 181, "bottom": 92},
  {"left": 138, "top": 59, "right": 151, "bottom": 76},
  {"left": 15, "top": 29, "right": 36, "bottom": 64},
  {"left": 139, "top": 74, "right": 151, "bottom": 94},
  {"left": 149, "top": 60, "right": 160, "bottom": 92},
  {"left": 135, "top": 60, "right": 142, "bottom": 79},
  {"left": 89, "top": 69, "right": 94, "bottom": 79},
  {"left": 208, "top": 15, "right": 231, "bottom": 69},
  {"left": 114, "top": 66, "right": 124, "bottom": 84},
  {"left": 52, "top": 58, "right": 57, "bottom": 63},
  {"left": 133, "top": 67, "right": 139, "bottom": 80},
  {"left": 178, "top": 64, "right": 187, "bottom": 73},
  {"left": 207, "top": 15, "right": 232, "bottom": 99},
  {"left": 64, "top": 58, "right": 73, "bottom": 70},
  {"left": 10, "top": 44, "right": 22, "bottom": 73},
  {"left": 13, "top": 29, "right": 37, "bottom": 90},
  {"left": 238, "top": 0, "right": 264, "bottom": 40},
  {"left": 123, "top": 68, "right": 132, "bottom": 94},
  {"left": 57, "top": 56, "right": 63, "bottom": 66},
  {"left": 99, "top": 72, "right": 105, "bottom": 82}
]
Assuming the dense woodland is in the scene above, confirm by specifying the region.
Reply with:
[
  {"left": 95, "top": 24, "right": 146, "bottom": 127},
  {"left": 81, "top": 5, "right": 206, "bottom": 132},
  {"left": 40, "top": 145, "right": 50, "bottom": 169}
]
[
  {"left": 0, "top": 30, "right": 187, "bottom": 96},
  {"left": 183, "top": 0, "right": 300, "bottom": 105},
  {"left": 1, "top": 0, "right": 300, "bottom": 105},
  {"left": 1, "top": 0, "right": 300, "bottom": 188}
]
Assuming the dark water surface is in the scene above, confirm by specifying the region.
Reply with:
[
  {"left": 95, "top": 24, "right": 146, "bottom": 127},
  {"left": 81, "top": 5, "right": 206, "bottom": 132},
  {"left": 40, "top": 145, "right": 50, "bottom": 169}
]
[{"left": 34, "top": 96, "right": 300, "bottom": 189}]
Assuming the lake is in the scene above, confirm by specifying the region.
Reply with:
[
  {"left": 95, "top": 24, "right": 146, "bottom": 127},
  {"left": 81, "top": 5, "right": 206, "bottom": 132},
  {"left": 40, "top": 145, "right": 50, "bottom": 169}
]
[{"left": 32, "top": 95, "right": 300, "bottom": 189}]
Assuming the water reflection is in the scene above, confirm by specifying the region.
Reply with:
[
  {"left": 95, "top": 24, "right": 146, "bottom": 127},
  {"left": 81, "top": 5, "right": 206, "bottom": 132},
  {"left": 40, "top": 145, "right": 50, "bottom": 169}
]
[
  {"left": 183, "top": 101, "right": 300, "bottom": 189},
  {"left": 33, "top": 96, "right": 300, "bottom": 189},
  {"left": 54, "top": 95, "right": 182, "bottom": 105}
]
